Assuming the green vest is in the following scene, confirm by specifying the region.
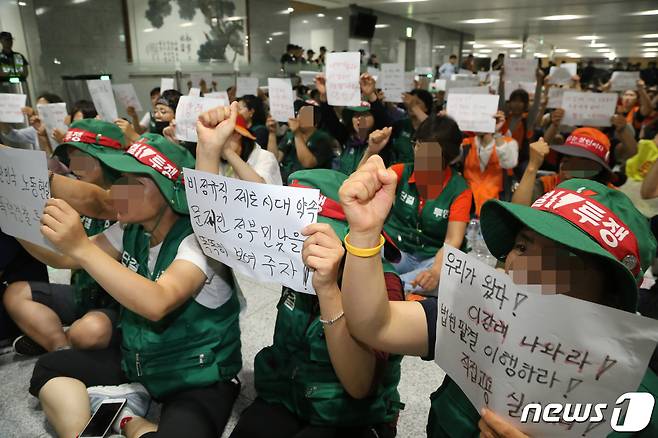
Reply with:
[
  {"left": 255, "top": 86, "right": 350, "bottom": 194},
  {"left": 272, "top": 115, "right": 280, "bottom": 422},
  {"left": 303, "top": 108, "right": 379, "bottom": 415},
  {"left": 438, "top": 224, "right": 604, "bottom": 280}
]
[
  {"left": 392, "top": 118, "right": 415, "bottom": 164},
  {"left": 338, "top": 143, "right": 367, "bottom": 176},
  {"left": 384, "top": 164, "right": 469, "bottom": 258},
  {"left": 254, "top": 287, "right": 404, "bottom": 426},
  {"left": 427, "top": 370, "right": 658, "bottom": 437},
  {"left": 119, "top": 217, "right": 242, "bottom": 399},
  {"left": 279, "top": 129, "right": 333, "bottom": 182},
  {"left": 0, "top": 52, "right": 27, "bottom": 77},
  {"left": 70, "top": 216, "right": 117, "bottom": 316}
]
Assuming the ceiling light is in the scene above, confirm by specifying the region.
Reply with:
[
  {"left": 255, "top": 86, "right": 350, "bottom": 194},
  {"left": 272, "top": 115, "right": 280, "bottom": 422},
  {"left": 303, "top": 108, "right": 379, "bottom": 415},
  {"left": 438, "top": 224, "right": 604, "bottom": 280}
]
[
  {"left": 17, "top": 1, "right": 27, "bottom": 5},
  {"left": 279, "top": 7, "right": 293, "bottom": 14},
  {"left": 143, "top": 28, "right": 155, "bottom": 33},
  {"left": 514, "top": 49, "right": 523, "bottom": 53},
  {"left": 643, "top": 47, "right": 658, "bottom": 51},
  {"left": 271, "top": 31, "right": 285, "bottom": 36},
  {"left": 643, "top": 53, "right": 658, "bottom": 58},
  {"left": 642, "top": 42, "right": 658, "bottom": 46},
  {"left": 596, "top": 48, "right": 612, "bottom": 53},
  {"left": 316, "top": 13, "right": 325, "bottom": 18},
  {"left": 554, "top": 48, "right": 569, "bottom": 53},
  {"left": 503, "top": 43, "right": 522, "bottom": 48},
  {"left": 539, "top": 15, "right": 586, "bottom": 21},
  {"left": 479, "top": 49, "right": 492, "bottom": 53},
  {"left": 588, "top": 43, "right": 607, "bottom": 48},
  {"left": 566, "top": 52, "right": 581, "bottom": 58},
  {"left": 641, "top": 34, "right": 658, "bottom": 39},
  {"left": 434, "top": 45, "right": 446, "bottom": 49},
  {"left": 475, "top": 53, "right": 489, "bottom": 58},
  {"left": 606, "top": 53, "right": 616, "bottom": 60},
  {"left": 473, "top": 44, "right": 487, "bottom": 49},
  {"left": 406, "top": 27, "right": 413, "bottom": 38},
  {"left": 336, "top": 16, "right": 343, "bottom": 20},
  {"left": 630, "top": 10, "right": 658, "bottom": 16},
  {"left": 35, "top": 6, "right": 48, "bottom": 14},
  {"left": 510, "top": 54, "right": 519, "bottom": 58},
  {"left": 534, "top": 52, "right": 548, "bottom": 58},
  {"left": 302, "top": 20, "right": 308, "bottom": 24},
  {"left": 375, "top": 24, "right": 389, "bottom": 28},
  {"left": 494, "top": 40, "right": 513, "bottom": 45},
  {"left": 575, "top": 35, "right": 601, "bottom": 40},
  {"left": 179, "top": 22, "right": 194, "bottom": 27},
  {"left": 467, "top": 41, "right": 476, "bottom": 45},
  {"left": 460, "top": 18, "right": 501, "bottom": 24}
]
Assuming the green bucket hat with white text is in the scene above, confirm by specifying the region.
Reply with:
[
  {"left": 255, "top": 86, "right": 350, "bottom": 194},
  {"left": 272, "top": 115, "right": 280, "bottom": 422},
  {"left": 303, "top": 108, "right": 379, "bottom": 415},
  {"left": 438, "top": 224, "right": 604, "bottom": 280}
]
[
  {"left": 480, "top": 179, "right": 656, "bottom": 312},
  {"left": 96, "top": 133, "right": 195, "bottom": 214},
  {"left": 54, "top": 118, "right": 126, "bottom": 163}
]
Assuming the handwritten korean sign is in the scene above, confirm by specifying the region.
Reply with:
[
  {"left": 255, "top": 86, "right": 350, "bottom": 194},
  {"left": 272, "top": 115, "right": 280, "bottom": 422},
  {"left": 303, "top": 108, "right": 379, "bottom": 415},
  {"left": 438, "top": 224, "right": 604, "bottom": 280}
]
[
  {"left": 235, "top": 77, "right": 259, "bottom": 97},
  {"left": 184, "top": 169, "right": 320, "bottom": 293},
  {"left": 446, "top": 94, "right": 500, "bottom": 133},
  {"left": 37, "top": 103, "right": 68, "bottom": 149},
  {"left": 562, "top": 92, "right": 616, "bottom": 127},
  {"left": 0, "top": 93, "right": 26, "bottom": 123},
  {"left": 504, "top": 58, "right": 537, "bottom": 83},
  {"left": 174, "top": 96, "right": 225, "bottom": 143},
  {"left": 547, "top": 87, "right": 565, "bottom": 109},
  {"left": 112, "top": 84, "right": 143, "bottom": 112},
  {"left": 610, "top": 72, "right": 640, "bottom": 92},
  {"left": 0, "top": 148, "right": 53, "bottom": 249},
  {"left": 268, "top": 78, "right": 295, "bottom": 123},
  {"left": 326, "top": 52, "right": 361, "bottom": 107},
  {"left": 548, "top": 63, "right": 577, "bottom": 86},
  {"left": 380, "top": 63, "right": 405, "bottom": 103},
  {"left": 436, "top": 245, "right": 658, "bottom": 437},
  {"left": 87, "top": 80, "right": 118, "bottom": 122}
]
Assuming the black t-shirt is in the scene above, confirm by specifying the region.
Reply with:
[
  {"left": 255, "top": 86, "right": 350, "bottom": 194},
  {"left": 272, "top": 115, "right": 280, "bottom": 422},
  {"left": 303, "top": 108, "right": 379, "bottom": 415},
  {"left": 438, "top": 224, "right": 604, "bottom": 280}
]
[{"left": 419, "top": 297, "right": 438, "bottom": 361}]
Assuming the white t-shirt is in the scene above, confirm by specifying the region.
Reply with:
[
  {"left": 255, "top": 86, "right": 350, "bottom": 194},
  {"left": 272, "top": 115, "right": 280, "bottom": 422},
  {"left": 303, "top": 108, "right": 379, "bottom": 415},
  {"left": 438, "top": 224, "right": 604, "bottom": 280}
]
[
  {"left": 103, "top": 222, "right": 233, "bottom": 309},
  {"left": 474, "top": 135, "right": 518, "bottom": 172},
  {"left": 220, "top": 144, "right": 283, "bottom": 185},
  {"left": 139, "top": 112, "right": 151, "bottom": 129}
]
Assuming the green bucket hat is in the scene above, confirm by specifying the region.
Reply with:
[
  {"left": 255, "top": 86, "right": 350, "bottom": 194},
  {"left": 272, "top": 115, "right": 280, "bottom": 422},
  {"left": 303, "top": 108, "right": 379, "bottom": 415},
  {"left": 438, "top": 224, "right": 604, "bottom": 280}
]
[
  {"left": 53, "top": 119, "right": 126, "bottom": 163},
  {"left": 480, "top": 178, "right": 657, "bottom": 312},
  {"left": 96, "top": 133, "right": 195, "bottom": 214}
]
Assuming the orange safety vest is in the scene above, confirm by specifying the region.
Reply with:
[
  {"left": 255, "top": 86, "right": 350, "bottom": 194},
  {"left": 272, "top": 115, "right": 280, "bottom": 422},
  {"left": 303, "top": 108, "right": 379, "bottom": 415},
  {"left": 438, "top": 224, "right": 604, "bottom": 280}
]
[{"left": 463, "top": 138, "right": 506, "bottom": 216}]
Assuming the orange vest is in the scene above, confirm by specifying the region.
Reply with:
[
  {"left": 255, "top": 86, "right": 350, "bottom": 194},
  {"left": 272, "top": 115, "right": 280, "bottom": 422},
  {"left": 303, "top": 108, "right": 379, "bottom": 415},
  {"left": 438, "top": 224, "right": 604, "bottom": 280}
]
[
  {"left": 463, "top": 138, "right": 504, "bottom": 216},
  {"left": 540, "top": 174, "right": 560, "bottom": 194}
]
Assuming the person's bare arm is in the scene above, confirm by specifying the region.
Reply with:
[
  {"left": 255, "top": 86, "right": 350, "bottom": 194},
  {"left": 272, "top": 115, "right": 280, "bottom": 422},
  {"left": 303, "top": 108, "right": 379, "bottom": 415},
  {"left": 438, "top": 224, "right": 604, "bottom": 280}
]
[
  {"left": 357, "top": 127, "right": 392, "bottom": 169},
  {"left": 638, "top": 81, "right": 653, "bottom": 117},
  {"left": 611, "top": 114, "right": 637, "bottom": 160},
  {"left": 50, "top": 173, "right": 116, "bottom": 220},
  {"left": 641, "top": 159, "right": 658, "bottom": 199},
  {"left": 512, "top": 138, "right": 549, "bottom": 206},
  {"left": 542, "top": 108, "right": 564, "bottom": 145},
  {"left": 266, "top": 116, "right": 284, "bottom": 161}
]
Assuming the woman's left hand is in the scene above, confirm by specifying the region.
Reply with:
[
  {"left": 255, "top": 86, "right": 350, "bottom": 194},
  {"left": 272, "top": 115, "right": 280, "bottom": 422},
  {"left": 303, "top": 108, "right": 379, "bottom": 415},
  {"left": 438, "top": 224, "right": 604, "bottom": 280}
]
[
  {"left": 478, "top": 408, "right": 530, "bottom": 438},
  {"left": 411, "top": 266, "right": 440, "bottom": 291},
  {"left": 221, "top": 138, "right": 240, "bottom": 161},
  {"left": 40, "top": 198, "right": 90, "bottom": 259},
  {"left": 301, "top": 223, "right": 345, "bottom": 293}
]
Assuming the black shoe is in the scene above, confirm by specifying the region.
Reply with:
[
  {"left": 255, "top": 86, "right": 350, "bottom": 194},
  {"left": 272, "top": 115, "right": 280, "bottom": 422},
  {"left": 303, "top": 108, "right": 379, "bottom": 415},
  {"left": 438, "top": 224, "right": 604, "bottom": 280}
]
[{"left": 12, "top": 335, "right": 47, "bottom": 356}]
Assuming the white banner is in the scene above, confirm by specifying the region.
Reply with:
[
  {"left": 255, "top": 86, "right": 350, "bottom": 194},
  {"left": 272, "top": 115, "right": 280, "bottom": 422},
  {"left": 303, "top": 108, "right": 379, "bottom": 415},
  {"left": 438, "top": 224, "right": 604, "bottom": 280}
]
[
  {"left": 504, "top": 58, "right": 537, "bottom": 83},
  {"left": 436, "top": 245, "right": 658, "bottom": 437},
  {"left": 268, "top": 78, "right": 295, "bottom": 123},
  {"left": 184, "top": 169, "right": 320, "bottom": 293},
  {"left": 326, "top": 52, "right": 361, "bottom": 107},
  {"left": 380, "top": 63, "right": 405, "bottom": 103}
]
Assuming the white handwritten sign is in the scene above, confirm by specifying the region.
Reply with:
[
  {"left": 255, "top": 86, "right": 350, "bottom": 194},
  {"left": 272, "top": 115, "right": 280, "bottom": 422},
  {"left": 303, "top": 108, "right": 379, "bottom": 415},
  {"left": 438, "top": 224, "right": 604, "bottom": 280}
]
[
  {"left": 112, "top": 84, "right": 143, "bottom": 112},
  {"left": 188, "top": 87, "right": 201, "bottom": 97},
  {"left": 434, "top": 79, "right": 447, "bottom": 92},
  {"left": 326, "top": 52, "right": 361, "bottom": 107},
  {"left": 380, "top": 63, "right": 405, "bottom": 103},
  {"left": 204, "top": 92, "right": 230, "bottom": 106},
  {"left": 446, "top": 94, "right": 500, "bottom": 133},
  {"left": 0, "top": 148, "right": 53, "bottom": 249},
  {"left": 0, "top": 93, "right": 26, "bottom": 123},
  {"left": 547, "top": 87, "right": 566, "bottom": 109},
  {"left": 448, "top": 86, "right": 491, "bottom": 95},
  {"left": 87, "top": 80, "right": 118, "bottom": 122},
  {"left": 504, "top": 58, "right": 536, "bottom": 83},
  {"left": 404, "top": 71, "right": 416, "bottom": 91},
  {"left": 235, "top": 77, "right": 259, "bottom": 97},
  {"left": 562, "top": 91, "right": 617, "bottom": 127},
  {"left": 268, "top": 78, "right": 295, "bottom": 123},
  {"left": 37, "top": 103, "right": 68, "bottom": 149},
  {"left": 610, "top": 72, "right": 640, "bottom": 92},
  {"left": 184, "top": 169, "right": 320, "bottom": 293},
  {"left": 160, "top": 78, "right": 175, "bottom": 92},
  {"left": 175, "top": 96, "right": 225, "bottom": 143},
  {"left": 548, "top": 63, "right": 577, "bottom": 86},
  {"left": 436, "top": 245, "right": 658, "bottom": 437}
]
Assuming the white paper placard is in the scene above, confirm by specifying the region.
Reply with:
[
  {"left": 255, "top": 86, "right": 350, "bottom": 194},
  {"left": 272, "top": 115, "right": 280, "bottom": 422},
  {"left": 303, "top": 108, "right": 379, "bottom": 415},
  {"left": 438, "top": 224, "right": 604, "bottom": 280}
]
[
  {"left": 366, "top": 66, "right": 380, "bottom": 81},
  {"left": 449, "top": 86, "right": 491, "bottom": 95},
  {"left": 504, "top": 58, "right": 536, "bottom": 83},
  {"left": 380, "top": 63, "right": 405, "bottom": 103},
  {"left": 325, "top": 52, "right": 361, "bottom": 107},
  {"left": 174, "top": 96, "right": 226, "bottom": 142},
  {"left": 184, "top": 168, "right": 320, "bottom": 293},
  {"left": 562, "top": 91, "right": 617, "bottom": 127},
  {"left": 610, "top": 72, "right": 640, "bottom": 92},
  {"left": 446, "top": 77, "right": 480, "bottom": 91},
  {"left": 112, "top": 83, "right": 143, "bottom": 112},
  {"left": 87, "top": 80, "right": 118, "bottom": 122},
  {"left": 188, "top": 87, "right": 201, "bottom": 97},
  {"left": 299, "top": 70, "right": 320, "bottom": 86},
  {"left": 0, "top": 148, "right": 54, "bottom": 249},
  {"left": 204, "top": 92, "right": 230, "bottom": 106},
  {"left": 435, "top": 79, "right": 447, "bottom": 92},
  {"left": 404, "top": 71, "right": 416, "bottom": 91},
  {"left": 235, "top": 77, "right": 259, "bottom": 97},
  {"left": 447, "top": 93, "right": 500, "bottom": 133},
  {"left": 436, "top": 245, "right": 658, "bottom": 437},
  {"left": 268, "top": 78, "right": 295, "bottom": 123},
  {"left": 0, "top": 93, "right": 26, "bottom": 123},
  {"left": 160, "top": 78, "right": 175, "bottom": 92},
  {"left": 548, "top": 63, "right": 577, "bottom": 85},
  {"left": 547, "top": 87, "right": 566, "bottom": 109},
  {"left": 37, "top": 103, "right": 68, "bottom": 149}
]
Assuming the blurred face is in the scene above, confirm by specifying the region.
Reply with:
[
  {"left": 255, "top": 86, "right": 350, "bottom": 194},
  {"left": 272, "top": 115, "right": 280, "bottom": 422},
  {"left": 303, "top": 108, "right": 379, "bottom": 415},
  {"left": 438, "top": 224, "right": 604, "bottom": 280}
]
[
  {"left": 505, "top": 228, "right": 607, "bottom": 303},
  {"left": 150, "top": 92, "right": 161, "bottom": 108},
  {"left": 622, "top": 90, "right": 638, "bottom": 109},
  {"left": 508, "top": 98, "right": 525, "bottom": 115},
  {"left": 413, "top": 142, "right": 444, "bottom": 199},
  {"left": 154, "top": 104, "right": 174, "bottom": 122},
  {"left": 68, "top": 148, "right": 105, "bottom": 186},
  {"left": 0, "top": 37, "right": 12, "bottom": 51},
  {"left": 237, "top": 100, "right": 254, "bottom": 123},
  {"left": 559, "top": 156, "right": 603, "bottom": 181},
  {"left": 110, "top": 175, "right": 167, "bottom": 224},
  {"left": 36, "top": 97, "right": 49, "bottom": 106},
  {"left": 352, "top": 112, "right": 374, "bottom": 139}
]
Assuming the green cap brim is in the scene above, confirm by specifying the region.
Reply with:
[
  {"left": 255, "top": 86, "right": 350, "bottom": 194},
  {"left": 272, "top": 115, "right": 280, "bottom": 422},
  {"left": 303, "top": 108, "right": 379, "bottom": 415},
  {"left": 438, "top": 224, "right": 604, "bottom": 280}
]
[
  {"left": 96, "top": 152, "right": 188, "bottom": 215},
  {"left": 480, "top": 199, "right": 639, "bottom": 312},
  {"left": 346, "top": 106, "right": 372, "bottom": 113}
]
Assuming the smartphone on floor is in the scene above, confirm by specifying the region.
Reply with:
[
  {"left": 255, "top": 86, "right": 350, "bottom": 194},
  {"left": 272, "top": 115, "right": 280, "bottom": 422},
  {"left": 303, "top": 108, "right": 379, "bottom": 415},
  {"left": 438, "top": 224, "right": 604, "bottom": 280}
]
[{"left": 78, "top": 398, "right": 126, "bottom": 438}]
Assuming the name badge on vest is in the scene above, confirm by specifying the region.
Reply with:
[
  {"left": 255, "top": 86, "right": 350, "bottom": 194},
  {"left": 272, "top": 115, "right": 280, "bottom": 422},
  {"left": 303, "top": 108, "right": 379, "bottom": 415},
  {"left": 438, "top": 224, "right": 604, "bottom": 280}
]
[
  {"left": 400, "top": 191, "right": 415, "bottom": 206},
  {"left": 433, "top": 208, "right": 448, "bottom": 219},
  {"left": 121, "top": 251, "right": 139, "bottom": 273},
  {"left": 283, "top": 289, "right": 296, "bottom": 311}
]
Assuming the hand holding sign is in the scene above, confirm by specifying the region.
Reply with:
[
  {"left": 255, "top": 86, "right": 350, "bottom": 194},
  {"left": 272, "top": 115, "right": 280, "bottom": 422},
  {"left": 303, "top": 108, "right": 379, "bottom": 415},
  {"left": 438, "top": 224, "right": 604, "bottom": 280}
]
[
  {"left": 40, "top": 198, "right": 90, "bottom": 259},
  {"left": 0, "top": 93, "right": 27, "bottom": 123},
  {"left": 301, "top": 223, "right": 345, "bottom": 292}
]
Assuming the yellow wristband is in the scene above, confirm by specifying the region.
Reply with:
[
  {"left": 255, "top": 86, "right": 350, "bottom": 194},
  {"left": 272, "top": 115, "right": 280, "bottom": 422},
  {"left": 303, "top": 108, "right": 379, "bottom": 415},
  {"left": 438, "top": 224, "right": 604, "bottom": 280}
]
[{"left": 344, "top": 233, "right": 385, "bottom": 258}]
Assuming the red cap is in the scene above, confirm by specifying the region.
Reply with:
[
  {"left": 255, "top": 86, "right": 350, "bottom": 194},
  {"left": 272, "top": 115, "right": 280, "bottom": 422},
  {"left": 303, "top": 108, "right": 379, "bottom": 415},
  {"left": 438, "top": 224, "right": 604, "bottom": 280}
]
[{"left": 550, "top": 127, "right": 612, "bottom": 171}]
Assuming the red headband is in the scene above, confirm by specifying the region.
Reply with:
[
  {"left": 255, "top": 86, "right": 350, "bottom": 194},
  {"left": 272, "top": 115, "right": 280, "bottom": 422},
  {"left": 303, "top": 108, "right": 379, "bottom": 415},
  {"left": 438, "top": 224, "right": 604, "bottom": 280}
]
[
  {"left": 564, "top": 134, "right": 609, "bottom": 162},
  {"left": 63, "top": 128, "right": 123, "bottom": 150},
  {"left": 125, "top": 140, "right": 181, "bottom": 181},
  {"left": 531, "top": 188, "right": 640, "bottom": 278}
]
